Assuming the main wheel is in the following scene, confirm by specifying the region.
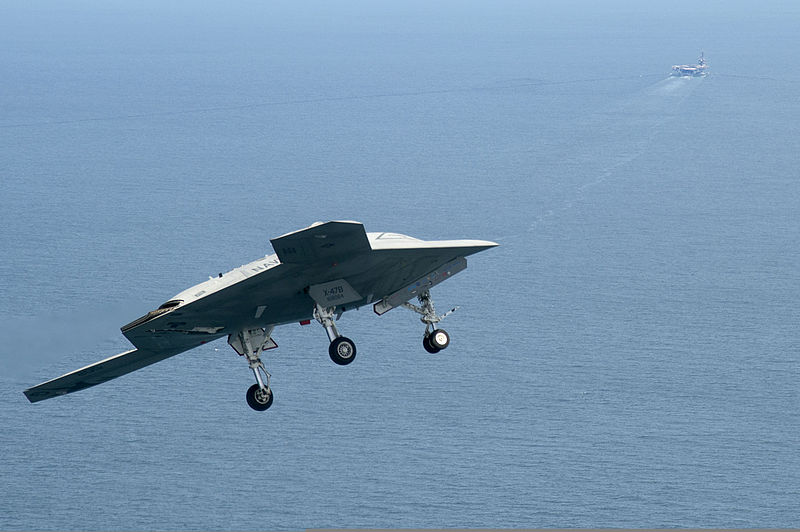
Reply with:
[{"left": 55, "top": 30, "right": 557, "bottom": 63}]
[
  {"left": 329, "top": 336, "right": 357, "bottom": 365},
  {"left": 246, "top": 384, "right": 273, "bottom": 411},
  {"left": 429, "top": 329, "right": 450, "bottom": 350},
  {"left": 423, "top": 333, "right": 441, "bottom": 354}
]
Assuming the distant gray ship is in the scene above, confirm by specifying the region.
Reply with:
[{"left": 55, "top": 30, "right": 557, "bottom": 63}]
[{"left": 672, "top": 52, "right": 708, "bottom": 77}]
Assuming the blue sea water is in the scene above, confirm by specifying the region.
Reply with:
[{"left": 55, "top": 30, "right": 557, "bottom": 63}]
[{"left": 1, "top": 1, "right": 799, "bottom": 529}]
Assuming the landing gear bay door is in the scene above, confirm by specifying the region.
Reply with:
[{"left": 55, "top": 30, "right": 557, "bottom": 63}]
[
  {"left": 309, "top": 279, "right": 362, "bottom": 307},
  {"left": 373, "top": 257, "right": 467, "bottom": 315}
]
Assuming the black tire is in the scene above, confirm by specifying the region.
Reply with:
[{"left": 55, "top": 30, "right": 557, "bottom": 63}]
[
  {"left": 423, "top": 334, "right": 441, "bottom": 354},
  {"left": 329, "top": 336, "right": 357, "bottom": 365},
  {"left": 246, "top": 384, "right": 273, "bottom": 411},
  {"left": 429, "top": 329, "right": 450, "bottom": 350}
]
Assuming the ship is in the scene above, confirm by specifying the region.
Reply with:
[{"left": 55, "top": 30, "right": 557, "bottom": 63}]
[{"left": 672, "top": 52, "right": 708, "bottom": 77}]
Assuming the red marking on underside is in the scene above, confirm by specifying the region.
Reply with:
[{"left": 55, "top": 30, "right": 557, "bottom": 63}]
[{"left": 300, "top": 320, "right": 311, "bottom": 326}]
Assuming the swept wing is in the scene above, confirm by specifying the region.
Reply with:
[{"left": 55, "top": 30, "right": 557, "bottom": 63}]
[{"left": 24, "top": 221, "right": 496, "bottom": 408}]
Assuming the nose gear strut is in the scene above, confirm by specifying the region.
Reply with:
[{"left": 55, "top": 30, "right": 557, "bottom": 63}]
[{"left": 229, "top": 328, "right": 275, "bottom": 411}]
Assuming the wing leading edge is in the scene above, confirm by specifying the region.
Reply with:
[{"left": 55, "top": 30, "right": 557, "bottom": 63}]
[{"left": 23, "top": 348, "right": 182, "bottom": 403}]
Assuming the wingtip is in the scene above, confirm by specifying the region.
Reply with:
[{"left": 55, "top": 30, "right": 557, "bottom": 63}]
[
  {"left": 22, "top": 387, "right": 56, "bottom": 403},
  {"left": 22, "top": 389, "right": 34, "bottom": 403},
  {"left": 466, "top": 239, "right": 500, "bottom": 249}
]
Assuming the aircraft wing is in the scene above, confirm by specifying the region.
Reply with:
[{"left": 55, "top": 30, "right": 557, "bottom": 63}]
[
  {"left": 24, "top": 220, "right": 497, "bottom": 406},
  {"left": 271, "top": 219, "right": 371, "bottom": 264},
  {"left": 23, "top": 347, "right": 188, "bottom": 403}
]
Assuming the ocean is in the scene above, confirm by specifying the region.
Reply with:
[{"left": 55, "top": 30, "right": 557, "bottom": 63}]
[{"left": 1, "top": 1, "right": 798, "bottom": 528}]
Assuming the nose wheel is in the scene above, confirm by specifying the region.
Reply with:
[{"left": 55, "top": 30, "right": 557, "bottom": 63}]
[
  {"left": 246, "top": 383, "right": 274, "bottom": 411},
  {"left": 230, "top": 328, "right": 276, "bottom": 412}
]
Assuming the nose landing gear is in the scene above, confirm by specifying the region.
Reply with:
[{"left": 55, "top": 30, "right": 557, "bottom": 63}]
[
  {"left": 246, "top": 383, "right": 273, "bottom": 411},
  {"left": 229, "top": 327, "right": 276, "bottom": 411}
]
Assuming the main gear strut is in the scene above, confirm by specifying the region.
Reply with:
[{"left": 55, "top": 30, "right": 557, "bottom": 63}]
[
  {"left": 402, "top": 290, "right": 457, "bottom": 353},
  {"left": 314, "top": 303, "right": 357, "bottom": 365}
]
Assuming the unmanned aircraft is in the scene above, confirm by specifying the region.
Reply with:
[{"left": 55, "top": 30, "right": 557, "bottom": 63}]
[{"left": 24, "top": 220, "right": 497, "bottom": 411}]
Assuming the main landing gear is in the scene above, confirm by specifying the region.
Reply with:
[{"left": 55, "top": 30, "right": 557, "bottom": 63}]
[
  {"left": 314, "top": 303, "right": 357, "bottom": 365},
  {"left": 402, "top": 290, "right": 457, "bottom": 354},
  {"left": 424, "top": 329, "right": 450, "bottom": 354},
  {"left": 231, "top": 290, "right": 455, "bottom": 411}
]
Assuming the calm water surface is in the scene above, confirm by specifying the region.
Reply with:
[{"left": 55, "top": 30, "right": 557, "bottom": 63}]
[{"left": 1, "top": 1, "right": 798, "bottom": 529}]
